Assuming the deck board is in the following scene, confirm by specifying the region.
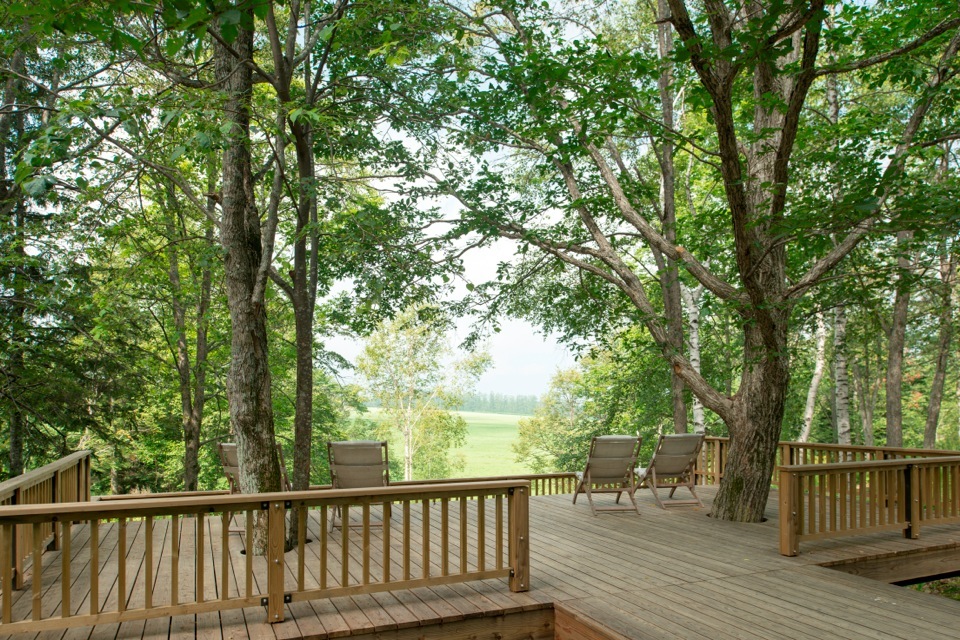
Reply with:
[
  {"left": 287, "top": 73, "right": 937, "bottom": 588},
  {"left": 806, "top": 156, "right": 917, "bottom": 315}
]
[{"left": 3, "top": 486, "right": 960, "bottom": 639}]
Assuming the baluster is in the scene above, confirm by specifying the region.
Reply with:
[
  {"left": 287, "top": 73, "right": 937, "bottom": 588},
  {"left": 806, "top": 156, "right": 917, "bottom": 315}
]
[
  {"left": 118, "top": 518, "right": 127, "bottom": 611},
  {"left": 459, "top": 497, "right": 467, "bottom": 574},
  {"left": 220, "top": 512, "right": 229, "bottom": 601},
  {"left": 32, "top": 523, "right": 42, "bottom": 621},
  {"left": 402, "top": 501, "right": 410, "bottom": 581},
  {"left": 422, "top": 500, "right": 431, "bottom": 579},
  {"left": 89, "top": 519, "right": 99, "bottom": 615},
  {"left": 297, "top": 506, "right": 306, "bottom": 591},
  {"left": 441, "top": 498, "right": 449, "bottom": 576},
  {"left": 61, "top": 521, "right": 71, "bottom": 618},
  {"left": 477, "top": 495, "right": 486, "bottom": 572},
  {"left": 1, "top": 524, "right": 12, "bottom": 623},
  {"left": 195, "top": 514, "right": 204, "bottom": 605},
  {"left": 171, "top": 514, "right": 180, "bottom": 606},
  {"left": 382, "top": 502, "right": 391, "bottom": 584},
  {"left": 496, "top": 494, "right": 504, "bottom": 570},
  {"left": 341, "top": 505, "right": 350, "bottom": 587},
  {"left": 245, "top": 511, "right": 253, "bottom": 598},
  {"left": 362, "top": 503, "right": 371, "bottom": 585},
  {"left": 320, "top": 505, "right": 328, "bottom": 590},
  {"left": 145, "top": 516, "right": 154, "bottom": 609}
]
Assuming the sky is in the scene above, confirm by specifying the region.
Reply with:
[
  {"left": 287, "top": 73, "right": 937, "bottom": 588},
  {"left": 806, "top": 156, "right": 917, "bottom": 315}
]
[{"left": 326, "top": 317, "right": 573, "bottom": 398}]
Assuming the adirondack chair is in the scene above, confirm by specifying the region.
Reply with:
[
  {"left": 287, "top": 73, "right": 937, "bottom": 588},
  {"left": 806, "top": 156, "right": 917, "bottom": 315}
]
[
  {"left": 572, "top": 435, "right": 643, "bottom": 516},
  {"left": 327, "top": 440, "right": 390, "bottom": 530},
  {"left": 635, "top": 433, "right": 705, "bottom": 509}
]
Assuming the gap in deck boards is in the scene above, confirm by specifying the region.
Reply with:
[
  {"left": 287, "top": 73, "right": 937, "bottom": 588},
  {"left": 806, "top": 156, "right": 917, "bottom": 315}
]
[{"left": 822, "top": 543, "right": 960, "bottom": 588}]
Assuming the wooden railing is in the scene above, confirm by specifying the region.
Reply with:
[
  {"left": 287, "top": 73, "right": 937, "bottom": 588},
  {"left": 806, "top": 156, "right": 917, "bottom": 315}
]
[
  {"left": 396, "top": 473, "right": 578, "bottom": 496},
  {"left": 0, "top": 452, "right": 92, "bottom": 590},
  {"left": 695, "top": 437, "right": 960, "bottom": 486},
  {"left": 0, "top": 479, "right": 529, "bottom": 634},
  {"left": 778, "top": 456, "right": 960, "bottom": 556}
]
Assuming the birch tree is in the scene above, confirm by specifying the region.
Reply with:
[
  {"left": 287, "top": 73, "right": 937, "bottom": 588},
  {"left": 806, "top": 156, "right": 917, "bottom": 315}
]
[{"left": 357, "top": 305, "right": 490, "bottom": 481}]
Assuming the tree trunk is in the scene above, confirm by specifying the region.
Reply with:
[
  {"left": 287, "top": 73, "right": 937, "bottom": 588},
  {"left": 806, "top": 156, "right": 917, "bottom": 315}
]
[
  {"left": 799, "top": 313, "right": 827, "bottom": 442},
  {"left": 834, "top": 305, "right": 851, "bottom": 445},
  {"left": 885, "top": 231, "right": 913, "bottom": 447},
  {"left": 924, "top": 250, "right": 956, "bottom": 448},
  {"left": 680, "top": 283, "right": 706, "bottom": 433},
  {"left": 214, "top": 7, "right": 282, "bottom": 549},
  {"left": 710, "top": 322, "right": 789, "bottom": 521}
]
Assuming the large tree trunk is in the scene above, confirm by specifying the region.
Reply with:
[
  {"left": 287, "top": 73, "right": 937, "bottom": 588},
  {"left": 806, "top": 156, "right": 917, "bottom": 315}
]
[
  {"left": 924, "top": 249, "right": 956, "bottom": 448},
  {"left": 885, "top": 231, "right": 913, "bottom": 447},
  {"left": 799, "top": 313, "right": 827, "bottom": 442},
  {"left": 710, "top": 323, "right": 789, "bottom": 521},
  {"left": 834, "top": 305, "right": 851, "bottom": 445},
  {"left": 214, "top": 7, "right": 282, "bottom": 537}
]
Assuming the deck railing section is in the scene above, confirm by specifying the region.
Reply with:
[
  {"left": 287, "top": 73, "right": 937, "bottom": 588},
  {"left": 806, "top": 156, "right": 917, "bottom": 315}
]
[
  {"left": 0, "top": 479, "right": 530, "bottom": 634},
  {"left": 778, "top": 456, "right": 960, "bottom": 556},
  {"left": 0, "top": 451, "right": 92, "bottom": 590},
  {"left": 695, "top": 437, "right": 960, "bottom": 486}
]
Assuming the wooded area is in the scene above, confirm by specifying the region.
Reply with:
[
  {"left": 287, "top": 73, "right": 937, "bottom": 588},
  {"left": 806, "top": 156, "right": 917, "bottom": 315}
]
[{"left": 1, "top": 0, "right": 958, "bottom": 524}]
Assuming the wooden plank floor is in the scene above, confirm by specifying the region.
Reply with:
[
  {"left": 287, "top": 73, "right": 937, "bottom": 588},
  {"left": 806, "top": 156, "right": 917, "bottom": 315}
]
[{"left": 4, "top": 486, "right": 960, "bottom": 639}]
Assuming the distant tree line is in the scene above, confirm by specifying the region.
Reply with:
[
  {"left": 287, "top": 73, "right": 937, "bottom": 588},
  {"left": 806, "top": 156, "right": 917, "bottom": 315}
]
[{"left": 458, "top": 393, "right": 540, "bottom": 416}]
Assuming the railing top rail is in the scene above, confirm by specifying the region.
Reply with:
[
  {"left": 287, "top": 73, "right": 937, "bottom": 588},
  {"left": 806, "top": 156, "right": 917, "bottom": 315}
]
[
  {"left": 396, "top": 473, "right": 577, "bottom": 487},
  {"left": 0, "top": 450, "right": 90, "bottom": 501},
  {"left": 780, "top": 455, "right": 960, "bottom": 475},
  {"left": 0, "top": 479, "right": 531, "bottom": 524},
  {"left": 704, "top": 436, "right": 960, "bottom": 457},
  {"left": 98, "top": 473, "right": 576, "bottom": 503}
]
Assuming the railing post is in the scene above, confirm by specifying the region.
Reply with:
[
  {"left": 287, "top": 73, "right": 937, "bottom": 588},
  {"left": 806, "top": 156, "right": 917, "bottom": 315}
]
[
  {"left": 904, "top": 464, "right": 920, "bottom": 540},
  {"left": 50, "top": 470, "right": 61, "bottom": 551},
  {"left": 508, "top": 484, "right": 529, "bottom": 592},
  {"left": 713, "top": 440, "right": 721, "bottom": 485},
  {"left": 267, "top": 500, "right": 287, "bottom": 622},
  {"left": 779, "top": 469, "right": 799, "bottom": 556},
  {"left": 11, "top": 488, "right": 22, "bottom": 590}
]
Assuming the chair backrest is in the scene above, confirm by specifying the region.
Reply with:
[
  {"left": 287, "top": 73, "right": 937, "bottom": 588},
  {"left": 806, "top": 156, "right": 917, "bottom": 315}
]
[
  {"left": 218, "top": 442, "right": 291, "bottom": 493},
  {"left": 328, "top": 440, "right": 390, "bottom": 489},
  {"left": 585, "top": 435, "right": 642, "bottom": 484},
  {"left": 649, "top": 433, "right": 705, "bottom": 476}
]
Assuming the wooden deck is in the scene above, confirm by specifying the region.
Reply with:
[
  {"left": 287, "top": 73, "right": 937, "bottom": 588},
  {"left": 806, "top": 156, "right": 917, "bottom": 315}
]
[{"left": 5, "top": 485, "right": 960, "bottom": 640}]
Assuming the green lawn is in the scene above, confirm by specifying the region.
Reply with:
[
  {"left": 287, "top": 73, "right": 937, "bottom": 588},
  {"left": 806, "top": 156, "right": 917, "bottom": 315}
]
[
  {"left": 358, "top": 409, "right": 530, "bottom": 478},
  {"left": 448, "top": 411, "right": 530, "bottom": 478}
]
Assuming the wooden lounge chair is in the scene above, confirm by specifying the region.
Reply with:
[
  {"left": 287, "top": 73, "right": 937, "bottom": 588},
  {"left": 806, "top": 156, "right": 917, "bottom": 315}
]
[
  {"left": 327, "top": 440, "right": 390, "bottom": 530},
  {"left": 217, "top": 442, "right": 292, "bottom": 493},
  {"left": 572, "top": 435, "right": 643, "bottom": 516},
  {"left": 635, "top": 433, "right": 705, "bottom": 509}
]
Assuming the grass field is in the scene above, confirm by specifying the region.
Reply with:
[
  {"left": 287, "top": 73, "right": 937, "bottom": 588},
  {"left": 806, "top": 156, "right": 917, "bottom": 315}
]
[
  {"left": 359, "top": 409, "right": 530, "bottom": 478},
  {"left": 448, "top": 411, "right": 530, "bottom": 478}
]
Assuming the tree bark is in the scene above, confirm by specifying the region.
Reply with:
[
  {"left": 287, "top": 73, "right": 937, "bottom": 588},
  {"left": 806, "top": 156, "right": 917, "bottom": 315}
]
[
  {"left": 924, "top": 249, "right": 956, "bottom": 448},
  {"left": 834, "top": 305, "right": 851, "bottom": 445},
  {"left": 709, "top": 321, "right": 790, "bottom": 520},
  {"left": 799, "top": 313, "right": 828, "bottom": 442},
  {"left": 885, "top": 230, "right": 913, "bottom": 447},
  {"left": 680, "top": 283, "right": 706, "bottom": 433},
  {"left": 214, "top": 7, "right": 282, "bottom": 541}
]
